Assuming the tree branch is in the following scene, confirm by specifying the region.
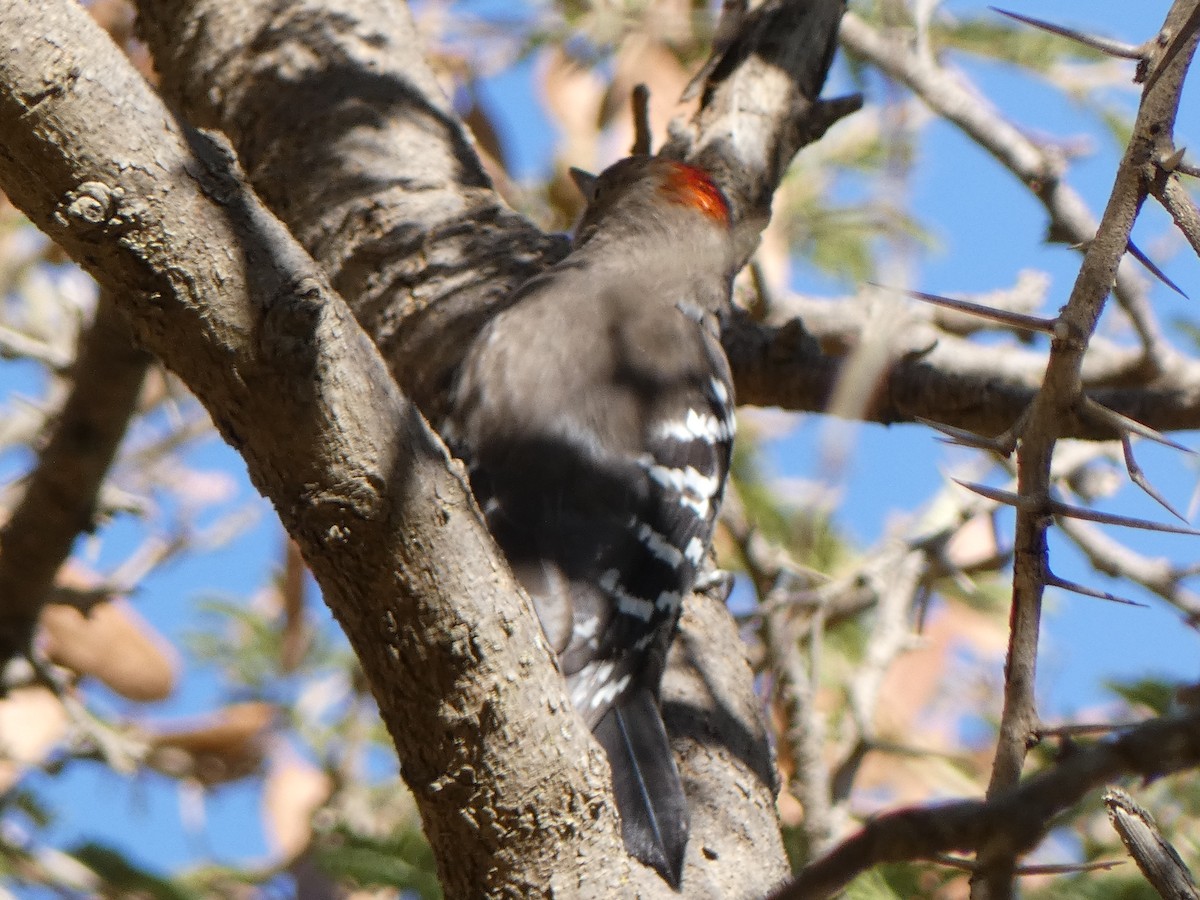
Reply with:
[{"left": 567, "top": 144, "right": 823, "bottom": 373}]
[
  {"left": 771, "top": 708, "right": 1200, "bottom": 900},
  {"left": 977, "top": 4, "right": 1199, "bottom": 896},
  {"left": 0, "top": 3, "right": 651, "bottom": 894},
  {"left": 723, "top": 306, "right": 1200, "bottom": 437},
  {"left": 131, "top": 0, "right": 855, "bottom": 891},
  {"left": 134, "top": 0, "right": 565, "bottom": 422},
  {"left": 0, "top": 295, "right": 150, "bottom": 660},
  {"left": 839, "top": 10, "right": 1173, "bottom": 366}
]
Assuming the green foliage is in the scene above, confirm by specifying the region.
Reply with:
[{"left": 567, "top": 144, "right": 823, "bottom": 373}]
[
  {"left": 1091, "top": 103, "right": 1135, "bottom": 149},
  {"left": 1106, "top": 676, "right": 1175, "bottom": 716},
  {"left": 844, "top": 865, "right": 906, "bottom": 899},
  {"left": 1025, "top": 871, "right": 1165, "bottom": 900},
  {"left": 186, "top": 595, "right": 344, "bottom": 696},
  {"left": 844, "top": 861, "right": 963, "bottom": 898},
  {"left": 312, "top": 824, "right": 442, "bottom": 898},
  {"left": 1172, "top": 315, "right": 1200, "bottom": 354},
  {"left": 730, "top": 437, "right": 847, "bottom": 574},
  {"left": 932, "top": 17, "right": 1111, "bottom": 72},
  {"left": 71, "top": 842, "right": 205, "bottom": 900},
  {"left": 780, "top": 166, "right": 935, "bottom": 286}
]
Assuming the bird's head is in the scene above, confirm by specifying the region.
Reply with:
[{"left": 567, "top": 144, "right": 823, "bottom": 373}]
[{"left": 569, "top": 157, "right": 732, "bottom": 249}]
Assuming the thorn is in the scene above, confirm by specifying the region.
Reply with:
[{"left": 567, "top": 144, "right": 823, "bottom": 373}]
[
  {"left": 1122, "top": 434, "right": 1189, "bottom": 522},
  {"left": 1080, "top": 398, "right": 1191, "bottom": 452},
  {"left": 630, "top": 84, "right": 653, "bottom": 156},
  {"left": 990, "top": 8, "right": 1145, "bottom": 59},
  {"left": 1035, "top": 720, "right": 1141, "bottom": 738},
  {"left": 1160, "top": 146, "right": 1188, "bottom": 173},
  {"left": 955, "top": 481, "right": 1200, "bottom": 535},
  {"left": 1011, "top": 860, "right": 1125, "bottom": 876},
  {"left": 916, "top": 417, "right": 1015, "bottom": 455},
  {"left": 1046, "top": 495, "right": 1200, "bottom": 536},
  {"left": 870, "top": 283, "right": 1060, "bottom": 335},
  {"left": 1046, "top": 571, "right": 1147, "bottom": 607},
  {"left": 952, "top": 480, "right": 1029, "bottom": 510},
  {"left": 1178, "top": 160, "right": 1200, "bottom": 178},
  {"left": 1127, "top": 239, "right": 1187, "bottom": 298}
]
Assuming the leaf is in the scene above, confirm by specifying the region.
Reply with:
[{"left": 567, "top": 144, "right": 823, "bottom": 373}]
[
  {"left": 1106, "top": 677, "right": 1175, "bottom": 717},
  {"left": 845, "top": 866, "right": 907, "bottom": 899},
  {"left": 312, "top": 826, "right": 442, "bottom": 898},
  {"left": 70, "top": 842, "right": 203, "bottom": 900},
  {"left": 785, "top": 200, "right": 936, "bottom": 284},
  {"left": 729, "top": 438, "right": 847, "bottom": 572}
]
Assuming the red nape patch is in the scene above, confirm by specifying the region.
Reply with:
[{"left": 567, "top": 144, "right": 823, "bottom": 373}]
[{"left": 661, "top": 163, "right": 730, "bottom": 224}]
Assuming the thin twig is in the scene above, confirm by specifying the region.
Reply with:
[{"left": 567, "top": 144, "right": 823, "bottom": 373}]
[
  {"left": 955, "top": 480, "right": 1200, "bottom": 535},
  {"left": 770, "top": 708, "right": 1200, "bottom": 900},
  {"left": 630, "top": 83, "right": 652, "bottom": 156}
]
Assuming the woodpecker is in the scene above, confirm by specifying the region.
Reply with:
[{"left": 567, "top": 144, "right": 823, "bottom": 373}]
[{"left": 446, "top": 156, "right": 737, "bottom": 887}]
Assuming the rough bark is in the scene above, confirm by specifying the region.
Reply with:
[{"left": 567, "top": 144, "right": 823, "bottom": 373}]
[
  {"left": 0, "top": 0, "right": 854, "bottom": 891},
  {"left": 0, "top": 3, "right": 649, "bottom": 895},
  {"left": 130, "top": 0, "right": 856, "bottom": 893},
  {"left": 136, "top": 0, "right": 564, "bottom": 423}
]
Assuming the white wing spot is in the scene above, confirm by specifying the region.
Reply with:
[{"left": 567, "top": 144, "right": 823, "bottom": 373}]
[
  {"left": 636, "top": 523, "right": 684, "bottom": 568},
  {"left": 599, "top": 569, "right": 655, "bottom": 621},
  {"left": 685, "top": 536, "right": 706, "bottom": 566},
  {"left": 591, "top": 673, "right": 632, "bottom": 709},
  {"left": 709, "top": 376, "right": 729, "bottom": 405},
  {"left": 619, "top": 595, "right": 654, "bottom": 621},
  {"left": 644, "top": 463, "right": 721, "bottom": 518},
  {"left": 572, "top": 615, "right": 601, "bottom": 647},
  {"left": 655, "top": 408, "right": 731, "bottom": 443},
  {"left": 571, "top": 660, "right": 632, "bottom": 710},
  {"left": 656, "top": 590, "right": 682, "bottom": 613}
]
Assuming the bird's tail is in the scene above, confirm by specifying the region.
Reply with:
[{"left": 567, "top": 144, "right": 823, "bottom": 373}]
[{"left": 592, "top": 687, "right": 688, "bottom": 888}]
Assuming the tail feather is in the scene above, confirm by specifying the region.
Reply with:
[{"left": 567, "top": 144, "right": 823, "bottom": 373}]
[{"left": 593, "top": 688, "right": 688, "bottom": 888}]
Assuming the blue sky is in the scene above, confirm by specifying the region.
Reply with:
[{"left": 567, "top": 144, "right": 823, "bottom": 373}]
[{"left": 5, "top": 0, "right": 1200, "bottom": 890}]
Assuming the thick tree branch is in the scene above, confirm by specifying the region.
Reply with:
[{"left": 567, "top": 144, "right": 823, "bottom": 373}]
[
  {"left": 725, "top": 307, "right": 1200, "bottom": 437},
  {"left": 131, "top": 0, "right": 854, "bottom": 891},
  {"left": 135, "top": 0, "right": 564, "bottom": 423},
  {"left": 0, "top": 295, "right": 150, "bottom": 659},
  {"left": 0, "top": 4, "right": 657, "bottom": 895},
  {"left": 663, "top": 0, "right": 859, "bottom": 263}
]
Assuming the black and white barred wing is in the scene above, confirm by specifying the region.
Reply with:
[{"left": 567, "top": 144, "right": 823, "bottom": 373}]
[{"left": 561, "top": 356, "right": 736, "bottom": 726}]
